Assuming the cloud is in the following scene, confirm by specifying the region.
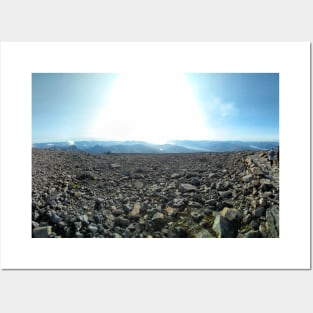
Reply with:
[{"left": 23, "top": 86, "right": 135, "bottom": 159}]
[
  {"left": 219, "top": 101, "right": 238, "bottom": 118},
  {"left": 205, "top": 97, "right": 238, "bottom": 119},
  {"left": 68, "top": 140, "right": 75, "bottom": 145}
]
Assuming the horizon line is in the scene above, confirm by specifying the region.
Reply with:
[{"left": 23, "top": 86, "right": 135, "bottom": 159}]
[{"left": 32, "top": 138, "right": 280, "bottom": 144}]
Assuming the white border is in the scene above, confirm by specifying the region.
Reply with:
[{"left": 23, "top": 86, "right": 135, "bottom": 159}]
[{"left": 0, "top": 42, "right": 310, "bottom": 269}]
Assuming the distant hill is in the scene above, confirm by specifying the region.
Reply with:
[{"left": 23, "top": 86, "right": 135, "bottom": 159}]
[{"left": 32, "top": 140, "right": 279, "bottom": 154}]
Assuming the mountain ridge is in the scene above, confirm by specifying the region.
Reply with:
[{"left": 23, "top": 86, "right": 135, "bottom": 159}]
[{"left": 32, "top": 140, "right": 279, "bottom": 154}]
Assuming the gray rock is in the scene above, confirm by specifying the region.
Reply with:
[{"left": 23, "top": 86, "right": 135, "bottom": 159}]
[
  {"left": 251, "top": 180, "right": 261, "bottom": 188},
  {"left": 32, "top": 226, "right": 52, "bottom": 238},
  {"left": 206, "top": 199, "right": 216, "bottom": 206},
  {"left": 260, "top": 183, "right": 273, "bottom": 192},
  {"left": 242, "top": 213, "right": 253, "bottom": 225},
  {"left": 77, "top": 172, "right": 95, "bottom": 180},
  {"left": 32, "top": 221, "right": 40, "bottom": 229},
  {"left": 151, "top": 212, "right": 165, "bottom": 230},
  {"left": 250, "top": 219, "right": 259, "bottom": 230},
  {"left": 179, "top": 183, "right": 198, "bottom": 192},
  {"left": 134, "top": 181, "right": 144, "bottom": 189},
  {"left": 165, "top": 206, "right": 176, "bottom": 217},
  {"left": 266, "top": 206, "right": 279, "bottom": 237},
  {"left": 212, "top": 215, "right": 236, "bottom": 238},
  {"left": 242, "top": 174, "right": 253, "bottom": 183},
  {"left": 50, "top": 213, "right": 61, "bottom": 224},
  {"left": 32, "top": 210, "right": 40, "bottom": 221},
  {"left": 220, "top": 207, "right": 242, "bottom": 223},
  {"left": 74, "top": 221, "right": 82, "bottom": 231},
  {"left": 190, "top": 177, "right": 201, "bottom": 186},
  {"left": 250, "top": 167, "right": 264, "bottom": 176},
  {"left": 114, "top": 217, "right": 130, "bottom": 228},
  {"left": 93, "top": 214, "right": 103, "bottom": 224},
  {"left": 112, "top": 209, "right": 123, "bottom": 217},
  {"left": 208, "top": 173, "right": 218, "bottom": 179},
  {"left": 191, "top": 212, "right": 203, "bottom": 222},
  {"left": 129, "top": 202, "right": 141, "bottom": 218},
  {"left": 254, "top": 207, "right": 266, "bottom": 218},
  {"left": 110, "top": 163, "right": 121, "bottom": 169},
  {"left": 173, "top": 198, "right": 185, "bottom": 208},
  {"left": 244, "top": 230, "right": 262, "bottom": 238},
  {"left": 259, "top": 198, "right": 268, "bottom": 208},
  {"left": 219, "top": 191, "right": 233, "bottom": 199},
  {"left": 87, "top": 223, "right": 98, "bottom": 234},
  {"left": 195, "top": 229, "right": 215, "bottom": 238},
  {"left": 79, "top": 214, "right": 89, "bottom": 226},
  {"left": 94, "top": 198, "right": 104, "bottom": 210},
  {"left": 186, "top": 172, "right": 199, "bottom": 178}
]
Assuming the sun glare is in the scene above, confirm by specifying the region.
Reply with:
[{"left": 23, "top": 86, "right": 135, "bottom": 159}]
[{"left": 92, "top": 73, "right": 209, "bottom": 144}]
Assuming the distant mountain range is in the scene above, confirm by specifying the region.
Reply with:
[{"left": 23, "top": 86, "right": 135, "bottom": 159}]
[{"left": 32, "top": 140, "right": 279, "bottom": 154}]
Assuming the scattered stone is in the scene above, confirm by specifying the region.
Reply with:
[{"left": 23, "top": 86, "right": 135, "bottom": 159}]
[
  {"left": 32, "top": 221, "right": 40, "bottom": 229},
  {"left": 260, "top": 183, "right": 273, "bottom": 192},
  {"left": 244, "top": 230, "right": 262, "bottom": 238},
  {"left": 50, "top": 213, "right": 61, "bottom": 224},
  {"left": 129, "top": 202, "right": 141, "bottom": 218},
  {"left": 191, "top": 212, "right": 203, "bottom": 223},
  {"left": 165, "top": 206, "right": 176, "bottom": 217},
  {"left": 220, "top": 207, "right": 242, "bottom": 223},
  {"left": 250, "top": 167, "right": 264, "bottom": 176},
  {"left": 77, "top": 172, "right": 95, "bottom": 180},
  {"left": 212, "top": 215, "right": 236, "bottom": 238},
  {"left": 266, "top": 206, "right": 279, "bottom": 237},
  {"left": 134, "top": 181, "right": 144, "bottom": 189},
  {"left": 110, "top": 163, "right": 121, "bottom": 169},
  {"left": 219, "top": 191, "right": 233, "bottom": 199},
  {"left": 87, "top": 223, "right": 98, "bottom": 234},
  {"left": 114, "top": 217, "right": 130, "bottom": 227},
  {"left": 254, "top": 207, "right": 266, "bottom": 218},
  {"left": 32, "top": 226, "right": 52, "bottom": 238},
  {"left": 179, "top": 183, "right": 198, "bottom": 192},
  {"left": 151, "top": 212, "right": 165, "bottom": 230},
  {"left": 196, "top": 229, "right": 215, "bottom": 238},
  {"left": 242, "top": 174, "right": 253, "bottom": 183},
  {"left": 208, "top": 173, "right": 218, "bottom": 179}
]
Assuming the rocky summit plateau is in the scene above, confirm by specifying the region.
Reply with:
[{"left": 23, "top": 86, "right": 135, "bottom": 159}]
[{"left": 32, "top": 149, "right": 279, "bottom": 238}]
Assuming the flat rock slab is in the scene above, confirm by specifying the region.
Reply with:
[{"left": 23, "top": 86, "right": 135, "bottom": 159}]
[
  {"left": 179, "top": 183, "right": 198, "bottom": 192},
  {"left": 32, "top": 226, "right": 52, "bottom": 238}
]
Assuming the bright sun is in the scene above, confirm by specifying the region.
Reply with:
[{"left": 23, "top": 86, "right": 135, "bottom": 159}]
[{"left": 92, "top": 73, "right": 209, "bottom": 144}]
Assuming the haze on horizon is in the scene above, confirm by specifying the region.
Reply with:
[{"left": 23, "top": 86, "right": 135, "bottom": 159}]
[{"left": 32, "top": 73, "right": 279, "bottom": 144}]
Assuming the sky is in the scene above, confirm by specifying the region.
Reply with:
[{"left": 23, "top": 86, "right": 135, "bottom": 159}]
[{"left": 32, "top": 73, "right": 279, "bottom": 144}]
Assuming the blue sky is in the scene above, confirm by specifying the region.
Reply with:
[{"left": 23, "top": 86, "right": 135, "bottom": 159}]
[{"left": 32, "top": 73, "right": 279, "bottom": 143}]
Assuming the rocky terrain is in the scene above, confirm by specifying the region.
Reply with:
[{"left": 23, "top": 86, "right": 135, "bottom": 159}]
[{"left": 32, "top": 149, "right": 279, "bottom": 238}]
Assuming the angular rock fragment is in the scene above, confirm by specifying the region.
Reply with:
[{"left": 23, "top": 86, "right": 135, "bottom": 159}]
[
  {"left": 179, "top": 183, "right": 198, "bottom": 192},
  {"left": 32, "top": 226, "right": 52, "bottom": 238},
  {"left": 212, "top": 215, "right": 236, "bottom": 238},
  {"left": 151, "top": 212, "right": 165, "bottom": 230}
]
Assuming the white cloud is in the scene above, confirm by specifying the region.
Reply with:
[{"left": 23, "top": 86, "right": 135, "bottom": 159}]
[{"left": 204, "top": 97, "right": 238, "bottom": 119}]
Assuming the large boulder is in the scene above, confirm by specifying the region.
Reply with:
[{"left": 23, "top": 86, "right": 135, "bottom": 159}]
[
  {"left": 220, "top": 207, "right": 242, "bottom": 223},
  {"left": 266, "top": 206, "right": 279, "bottom": 237},
  {"left": 213, "top": 215, "right": 237, "bottom": 238}
]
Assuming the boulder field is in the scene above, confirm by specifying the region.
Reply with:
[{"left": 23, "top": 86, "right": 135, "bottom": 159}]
[{"left": 32, "top": 149, "right": 279, "bottom": 238}]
